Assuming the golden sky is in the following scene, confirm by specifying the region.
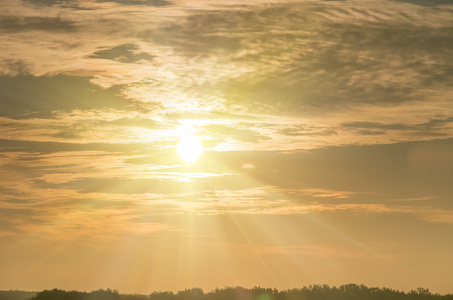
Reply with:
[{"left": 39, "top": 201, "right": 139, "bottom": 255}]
[{"left": 1, "top": 0, "right": 453, "bottom": 295}]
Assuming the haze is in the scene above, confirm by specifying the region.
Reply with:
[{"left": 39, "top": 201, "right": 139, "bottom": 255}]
[{"left": 0, "top": 0, "right": 453, "bottom": 295}]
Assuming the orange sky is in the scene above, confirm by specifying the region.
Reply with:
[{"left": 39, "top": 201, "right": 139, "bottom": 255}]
[{"left": 1, "top": 0, "right": 453, "bottom": 295}]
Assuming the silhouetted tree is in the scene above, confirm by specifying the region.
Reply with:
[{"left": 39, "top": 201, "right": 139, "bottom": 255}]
[
  {"left": 0, "top": 290, "right": 37, "bottom": 300},
  {"left": 20, "top": 284, "right": 453, "bottom": 300},
  {"left": 176, "top": 288, "right": 204, "bottom": 300},
  {"left": 150, "top": 291, "right": 175, "bottom": 300}
]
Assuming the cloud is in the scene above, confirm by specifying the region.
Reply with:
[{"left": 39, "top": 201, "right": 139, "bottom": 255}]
[
  {"left": 0, "top": 0, "right": 452, "bottom": 223},
  {"left": 96, "top": 0, "right": 173, "bottom": 6},
  {"left": 133, "top": 3, "right": 450, "bottom": 114},
  {"left": 202, "top": 124, "right": 269, "bottom": 143},
  {"left": 140, "top": 20, "right": 242, "bottom": 56},
  {"left": 0, "top": 153, "right": 178, "bottom": 240},
  {"left": 0, "top": 15, "right": 76, "bottom": 32},
  {"left": 89, "top": 44, "right": 155, "bottom": 63},
  {"left": 21, "top": 0, "right": 173, "bottom": 8},
  {"left": 0, "top": 59, "right": 31, "bottom": 76},
  {"left": 1, "top": 1, "right": 452, "bottom": 152},
  {"left": 2, "top": 140, "right": 453, "bottom": 246},
  {"left": 391, "top": 0, "right": 453, "bottom": 6},
  {"left": 21, "top": 0, "right": 80, "bottom": 8},
  {"left": 341, "top": 117, "right": 453, "bottom": 138},
  {"left": 0, "top": 138, "right": 150, "bottom": 154},
  {"left": 0, "top": 75, "right": 130, "bottom": 118}
]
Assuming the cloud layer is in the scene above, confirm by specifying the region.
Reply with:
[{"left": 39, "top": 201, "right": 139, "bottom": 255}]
[{"left": 1, "top": 0, "right": 453, "bottom": 294}]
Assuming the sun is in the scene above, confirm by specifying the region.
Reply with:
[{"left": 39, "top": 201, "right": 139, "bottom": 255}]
[{"left": 177, "top": 136, "right": 203, "bottom": 163}]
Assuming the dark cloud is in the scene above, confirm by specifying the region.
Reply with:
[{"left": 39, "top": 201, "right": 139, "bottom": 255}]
[
  {"left": 219, "top": 22, "right": 453, "bottom": 113},
  {"left": 143, "top": 4, "right": 453, "bottom": 114},
  {"left": 0, "top": 16, "right": 76, "bottom": 32},
  {"left": 278, "top": 125, "right": 338, "bottom": 137},
  {"left": 50, "top": 115, "right": 165, "bottom": 139},
  {"left": 391, "top": 0, "right": 453, "bottom": 6},
  {"left": 0, "top": 208, "right": 40, "bottom": 233},
  {"left": 21, "top": 0, "right": 86, "bottom": 9},
  {"left": 95, "top": 0, "right": 172, "bottom": 6},
  {"left": 0, "top": 75, "right": 130, "bottom": 118},
  {"left": 22, "top": 0, "right": 172, "bottom": 8},
  {"left": 52, "top": 178, "right": 205, "bottom": 194},
  {"left": 356, "top": 130, "right": 385, "bottom": 136},
  {"left": 326, "top": 24, "right": 453, "bottom": 53},
  {"left": 342, "top": 118, "right": 453, "bottom": 133},
  {"left": 89, "top": 44, "right": 154, "bottom": 63},
  {"left": 0, "top": 59, "right": 32, "bottom": 76},
  {"left": 0, "top": 139, "right": 151, "bottom": 153},
  {"left": 139, "top": 13, "right": 244, "bottom": 55},
  {"left": 343, "top": 122, "right": 411, "bottom": 131}
]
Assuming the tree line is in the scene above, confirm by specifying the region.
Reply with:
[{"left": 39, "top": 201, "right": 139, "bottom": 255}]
[
  {"left": 2, "top": 285, "right": 453, "bottom": 300},
  {"left": 0, "top": 291, "right": 37, "bottom": 300}
]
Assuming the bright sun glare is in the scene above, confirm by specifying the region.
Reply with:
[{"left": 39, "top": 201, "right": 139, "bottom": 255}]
[{"left": 177, "top": 136, "right": 203, "bottom": 163}]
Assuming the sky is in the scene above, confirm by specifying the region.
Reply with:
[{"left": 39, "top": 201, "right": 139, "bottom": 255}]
[{"left": 1, "top": 0, "right": 453, "bottom": 295}]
